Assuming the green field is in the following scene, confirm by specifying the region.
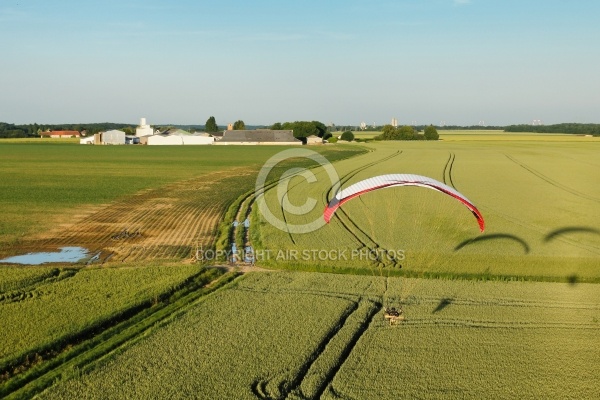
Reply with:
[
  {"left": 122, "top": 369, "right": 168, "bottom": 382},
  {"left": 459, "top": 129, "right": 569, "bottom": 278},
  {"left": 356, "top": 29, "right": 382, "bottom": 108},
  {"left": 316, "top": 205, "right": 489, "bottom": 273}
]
[
  {"left": 254, "top": 139, "right": 600, "bottom": 281},
  {"left": 38, "top": 271, "right": 600, "bottom": 399},
  {"left": 344, "top": 129, "right": 600, "bottom": 142},
  {"left": 1, "top": 136, "right": 599, "bottom": 398},
  {"left": 0, "top": 263, "right": 205, "bottom": 368},
  {"left": 0, "top": 142, "right": 364, "bottom": 249}
]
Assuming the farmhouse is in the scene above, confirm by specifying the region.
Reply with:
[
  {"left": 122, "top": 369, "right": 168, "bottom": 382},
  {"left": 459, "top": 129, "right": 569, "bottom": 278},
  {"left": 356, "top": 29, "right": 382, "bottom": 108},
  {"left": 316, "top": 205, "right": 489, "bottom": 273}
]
[
  {"left": 40, "top": 130, "right": 80, "bottom": 138},
  {"left": 214, "top": 129, "right": 302, "bottom": 145}
]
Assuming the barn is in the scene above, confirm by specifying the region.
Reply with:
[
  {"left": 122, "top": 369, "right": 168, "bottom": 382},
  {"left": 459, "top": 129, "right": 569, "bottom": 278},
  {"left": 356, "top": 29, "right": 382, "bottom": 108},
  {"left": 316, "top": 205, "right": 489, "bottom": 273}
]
[
  {"left": 214, "top": 129, "right": 301, "bottom": 145},
  {"left": 101, "top": 130, "right": 126, "bottom": 145},
  {"left": 139, "top": 132, "right": 214, "bottom": 145}
]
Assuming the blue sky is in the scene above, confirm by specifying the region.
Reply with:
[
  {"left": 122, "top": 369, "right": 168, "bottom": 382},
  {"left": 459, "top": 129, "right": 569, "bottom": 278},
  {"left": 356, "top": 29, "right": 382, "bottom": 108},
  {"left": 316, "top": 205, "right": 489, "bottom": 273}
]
[{"left": 1, "top": 0, "right": 599, "bottom": 126}]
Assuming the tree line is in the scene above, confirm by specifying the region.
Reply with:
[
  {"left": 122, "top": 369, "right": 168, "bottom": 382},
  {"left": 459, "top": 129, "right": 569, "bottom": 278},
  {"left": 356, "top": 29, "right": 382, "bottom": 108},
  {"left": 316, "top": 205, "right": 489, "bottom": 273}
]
[
  {"left": 504, "top": 123, "right": 600, "bottom": 136},
  {"left": 0, "top": 122, "right": 136, "bottom": 139}
]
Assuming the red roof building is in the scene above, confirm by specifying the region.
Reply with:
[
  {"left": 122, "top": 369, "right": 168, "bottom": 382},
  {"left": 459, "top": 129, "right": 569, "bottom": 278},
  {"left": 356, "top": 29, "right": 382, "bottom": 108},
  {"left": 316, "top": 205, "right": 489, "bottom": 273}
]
[{"left": 40, "top": 130, "right": 81, "bottom": 138}]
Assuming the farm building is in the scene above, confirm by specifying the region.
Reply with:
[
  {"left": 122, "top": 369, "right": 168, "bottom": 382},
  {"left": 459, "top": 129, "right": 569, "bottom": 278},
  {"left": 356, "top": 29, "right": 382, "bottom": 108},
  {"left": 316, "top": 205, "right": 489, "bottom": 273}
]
[
  {"left": 40, "top": 130, "right": 80, "bottom": 138},
  {"left": 101, "top": 130, "right": 126, "bottom": 145},
  {"left": 214, "top": 129, "right": 301, "bottom": 145},
  {"left": 80, "top": 130, "right": 127, "bottom": 145},
  {"left": 135, "top": 117, "right": 154, "bottom": 137},
  {"left": 139, "top": 132, "right": 214, "bottom": 145},
  {"left": 80, "top": 136, "right": 95, "bottom": 145},
  {"left": 305, "top": 135, "right": 323, "bottom": 145}
]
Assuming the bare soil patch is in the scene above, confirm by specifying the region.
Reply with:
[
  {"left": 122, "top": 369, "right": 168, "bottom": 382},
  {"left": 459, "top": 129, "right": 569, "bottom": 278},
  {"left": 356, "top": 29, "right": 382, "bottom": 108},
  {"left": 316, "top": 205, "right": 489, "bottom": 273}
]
[{"left": 4, "top": 168, "right": 254, "bottom": 264}]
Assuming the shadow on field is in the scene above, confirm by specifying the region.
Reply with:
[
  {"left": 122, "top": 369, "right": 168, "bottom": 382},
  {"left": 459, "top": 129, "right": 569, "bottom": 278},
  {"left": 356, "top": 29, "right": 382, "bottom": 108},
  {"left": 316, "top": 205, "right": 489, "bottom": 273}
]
[
  {"left": 432, "top": 298, "right": 453, "bottom": 314},
  {"left": 544, "top": 226, "right": 600, "bottom": 242},
  {"left": 567, "top": 274, "right": 578, "bottom": 286},
  {"left": 454, "top": 233, "right": 530, "bottom": 254}
]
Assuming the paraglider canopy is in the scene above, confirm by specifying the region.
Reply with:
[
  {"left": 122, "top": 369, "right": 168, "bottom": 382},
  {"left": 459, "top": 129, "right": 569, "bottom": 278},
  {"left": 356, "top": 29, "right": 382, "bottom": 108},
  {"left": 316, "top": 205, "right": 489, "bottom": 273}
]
[{"left": 324, "top": 174, "right": 484, "bottom": 232}]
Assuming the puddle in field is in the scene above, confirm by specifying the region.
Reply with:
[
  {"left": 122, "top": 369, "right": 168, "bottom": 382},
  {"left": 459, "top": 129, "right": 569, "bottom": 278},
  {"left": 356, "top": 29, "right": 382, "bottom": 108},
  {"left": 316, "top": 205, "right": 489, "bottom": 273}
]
[{"left": 0, "top": 246, "right": 91, "bottom": 265}]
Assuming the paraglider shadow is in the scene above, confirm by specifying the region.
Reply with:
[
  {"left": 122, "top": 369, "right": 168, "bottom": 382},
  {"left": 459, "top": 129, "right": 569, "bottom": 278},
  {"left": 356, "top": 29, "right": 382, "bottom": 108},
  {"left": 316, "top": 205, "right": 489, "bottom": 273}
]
[
  {"left": 454, "top": 233, "right": 530, "bottom": 254},
  {"left": 544, "top": 226, "right": 600, "bottom": 242},
  {"left": 432, "top": 298, "right": 453, "bottom": 314}
]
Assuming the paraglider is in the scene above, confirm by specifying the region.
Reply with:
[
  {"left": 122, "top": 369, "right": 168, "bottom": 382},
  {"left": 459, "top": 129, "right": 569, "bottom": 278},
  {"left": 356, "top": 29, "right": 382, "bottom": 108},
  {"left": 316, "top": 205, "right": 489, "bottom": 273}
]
[{"left": 324, "top": 174, "right": 484, "bottom": 232}]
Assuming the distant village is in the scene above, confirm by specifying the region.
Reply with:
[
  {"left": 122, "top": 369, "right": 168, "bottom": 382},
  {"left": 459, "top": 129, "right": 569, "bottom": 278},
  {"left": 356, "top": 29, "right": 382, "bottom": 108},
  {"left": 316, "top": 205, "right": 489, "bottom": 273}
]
[{"left": 40, "top": 118, "right": 325, "bottom": 146}]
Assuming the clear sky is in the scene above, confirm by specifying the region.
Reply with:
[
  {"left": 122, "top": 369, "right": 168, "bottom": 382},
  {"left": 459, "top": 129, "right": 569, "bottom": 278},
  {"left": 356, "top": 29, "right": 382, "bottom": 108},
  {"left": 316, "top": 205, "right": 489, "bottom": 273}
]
[{"left": 1, "top": 0, "right": 599, "bottom": 126}]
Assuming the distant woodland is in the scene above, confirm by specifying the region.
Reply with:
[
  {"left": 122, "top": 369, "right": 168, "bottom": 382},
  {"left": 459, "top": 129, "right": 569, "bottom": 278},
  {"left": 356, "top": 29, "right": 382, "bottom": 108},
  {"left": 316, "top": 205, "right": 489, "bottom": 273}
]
[
  {"left": 504, "top": 123, "right": 600, "bottom": 135},
  {"left": 0, "top": 122, "right": 136, "bottom": 138},
  {"left": 0, "top": 121, "right": 599, "bottom": 139}
]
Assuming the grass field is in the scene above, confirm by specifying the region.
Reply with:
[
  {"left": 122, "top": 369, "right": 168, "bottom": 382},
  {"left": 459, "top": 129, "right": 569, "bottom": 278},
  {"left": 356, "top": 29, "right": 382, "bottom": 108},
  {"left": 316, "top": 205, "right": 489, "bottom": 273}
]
[
  {"left": 1, "top": 136, "right": 599, "bottom": 398},
  {"left": 253, "top": 138, "right": 600, "bottom": 281},
  {"left": 0, "top": 142, "right": 364, "bottom": 261},
  {"left": 342, "top": 129, "right": 600, "bottom": 142},
  {"left": 0, "top": 143, "right": 293, "bottom": 245},
  {"left": 0, "top": 263, "right": 204, "bottom": 370},
  {"left": 38, "top": 271, "right": 600, "bottom": 399}
]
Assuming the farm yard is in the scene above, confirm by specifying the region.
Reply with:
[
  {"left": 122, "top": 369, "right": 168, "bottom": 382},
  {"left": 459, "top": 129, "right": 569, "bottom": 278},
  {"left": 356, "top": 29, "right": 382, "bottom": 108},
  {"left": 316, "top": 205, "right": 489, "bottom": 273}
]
[{"left": 0, "top": 134, "right": 599, "bottom": 399}]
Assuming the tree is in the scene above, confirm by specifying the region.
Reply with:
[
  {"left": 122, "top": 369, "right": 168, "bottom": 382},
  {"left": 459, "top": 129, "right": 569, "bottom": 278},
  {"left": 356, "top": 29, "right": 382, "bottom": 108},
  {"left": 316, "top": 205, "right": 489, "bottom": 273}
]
[
  {"left": 205, "top": 116, "right": 219, "bottom": 133},
  {"left": 271, "top": 122, "right": 283, "bottom": 130},
  {"left": 424, "top": 125, "right": 439, "bottom": 140},
  {"left": 399, "top": 125, "right": 417, "bottom": 140},
  {"left": 311, "top": 121, "right": 327, "bottom": 138},
  {"left": 281, "top": 121, "right": 319, "bottom": 138},
  {"left": 380, "top": 124, "right": 400, "bottom": 140},
  {"left": 233, "top": 120, "right": 245, "bottom": 130},
  {"left": 340, "top": 130, "right": 355, "bottom": 141},
  {"left": 377, "top": 125, "right": 418, "bottom": 141}
]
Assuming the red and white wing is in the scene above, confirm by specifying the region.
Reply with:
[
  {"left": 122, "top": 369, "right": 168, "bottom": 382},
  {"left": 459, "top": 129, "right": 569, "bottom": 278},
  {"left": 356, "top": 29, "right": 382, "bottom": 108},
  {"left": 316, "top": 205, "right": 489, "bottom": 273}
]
[{"left": 323, "top": 174, "right": 484, "bottom": 232}]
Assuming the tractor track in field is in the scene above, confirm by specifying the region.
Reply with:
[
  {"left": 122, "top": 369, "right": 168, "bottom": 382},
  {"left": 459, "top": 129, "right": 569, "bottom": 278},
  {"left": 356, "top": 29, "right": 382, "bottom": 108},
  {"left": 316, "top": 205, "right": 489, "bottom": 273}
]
[
  {"left": 225, "top": 179, "right": 282, "bottom": 266},
  {"left": 443, "top": 152, "right": 457, "bottom": 189},
  {"left": 310, "top": 300, "right": 381, "bottom": 400},
  {"left": 4, "top": 169, "right": 252, "bottom": 264},
  {"left": 505, "top": 154, "right": 600, "bottom": 204},
  {"left": 0, "top": 269, "right": 241, "bottom": 399},
  {"left": 250, "top": 298, "right": 382, "bottom": 400}
]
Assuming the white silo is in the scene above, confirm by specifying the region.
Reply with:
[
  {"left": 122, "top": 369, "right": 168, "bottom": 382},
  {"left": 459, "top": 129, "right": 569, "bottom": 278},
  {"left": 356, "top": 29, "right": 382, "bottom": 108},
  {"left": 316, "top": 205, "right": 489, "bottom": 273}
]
[{"left": 136, "top": 117, "right": 154, "bottom": 137}]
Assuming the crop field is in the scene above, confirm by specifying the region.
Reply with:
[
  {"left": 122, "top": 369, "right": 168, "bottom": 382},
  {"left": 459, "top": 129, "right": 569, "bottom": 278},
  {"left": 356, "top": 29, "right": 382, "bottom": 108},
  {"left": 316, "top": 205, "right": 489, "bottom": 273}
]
[
  {"left": 0, "top": 142, "right": 364, "bottom": 262},
  {"left": 1, "top": 136, "right": 599, "bottom": 398},
  {"left": 253, "top": 138, "right": 600, "bottom": 281},
  {"left": 38, "top": 271, "right": 600, "bottom": 399},
  {"left": 0, "top": 264, "right": 203, "bottom": 371}
]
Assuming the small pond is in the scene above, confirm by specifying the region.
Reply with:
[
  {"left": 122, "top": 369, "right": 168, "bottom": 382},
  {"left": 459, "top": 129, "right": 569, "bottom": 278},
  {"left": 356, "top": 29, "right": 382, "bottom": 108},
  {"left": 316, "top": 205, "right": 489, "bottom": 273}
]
[{"left": 0, "top": 247, "right": 91, "bottom": 265}]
